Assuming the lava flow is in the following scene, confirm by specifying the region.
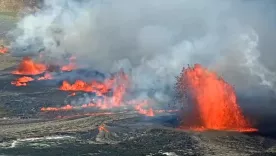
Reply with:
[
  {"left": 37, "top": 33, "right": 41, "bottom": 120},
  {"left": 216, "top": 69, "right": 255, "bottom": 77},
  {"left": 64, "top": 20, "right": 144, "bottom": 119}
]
[
  {"left": 41, "top": 71, "right": 129, "bottom": 111},
  {"left": 11, "top": 76, "right": 34, "bottom": 86},
  {"left": 11, "top": 73, "right": 53, "bottom": 87},
  {"left": 98, "top": 124, "right": 109, "bottom": 133},
  {"left": 60, "top": 70, "right": 128, "bottom": 98},
  {"left": 0, "top": 45, "right": 8, "bottom": 54},
  {"left": 41, "top": 104, "right": 73, "bottom": 111},
  {"left": 37, "top": 73, "right": 53, "bottom": 80},
  {"left": 132, "top": 100, "right": 155, "bottom": 117},
  {"left": 12, "top": 57, "right": 47, "bottom": 75},
  {"left": 61, "top": 56, "right": 77, "bottom": 72},
  {"left": 176, "top": 64, "right": 257, "bottom": 132},
  {"left": 60, "top": 80, "right": 110, "bottom": 96},
  {"left": 41, "top": 71, "right": 156, "bottom": 116}
]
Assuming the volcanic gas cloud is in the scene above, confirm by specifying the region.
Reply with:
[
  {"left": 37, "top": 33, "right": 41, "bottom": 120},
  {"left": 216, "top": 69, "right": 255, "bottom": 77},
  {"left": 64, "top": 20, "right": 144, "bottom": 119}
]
[{"left": 176, "top": 64, "right": 257, "bottom": 132}]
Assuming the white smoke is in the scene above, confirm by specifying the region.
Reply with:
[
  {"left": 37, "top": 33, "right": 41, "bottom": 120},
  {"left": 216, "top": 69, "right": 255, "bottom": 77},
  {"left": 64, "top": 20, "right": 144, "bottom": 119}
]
[{"left": 9, "top": 0, "right": 276, "bottom": 104}]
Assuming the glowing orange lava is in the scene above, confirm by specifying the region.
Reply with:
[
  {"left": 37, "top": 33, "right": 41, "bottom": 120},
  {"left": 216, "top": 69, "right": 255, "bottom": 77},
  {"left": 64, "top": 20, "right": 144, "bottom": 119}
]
[
  {"left": 11, "top": 76, "right": 34, "bottom": 86},
  {"left": 40, "top": 70, "right": 172, "bottom": 117},
  {"left": 61, "top": 56, "right": 77, "bottom": 71},
  {"left": 12, "top": 57, "right": 47, "bottom": 75},
  {"left": 40, "top": 100, "right": 177, "bottom": 117},
  {"left": 60, "top": 70, "right": 128, "bottom": 105},
  {"left": 176, "top": 64, "right": 257, "bottom": 132},
  {"left": 69, "top": 92, "right": 76, "bottom": 96},
  {"left": 110, "top": 70, "right": 129, "bottom": 107},
  {"left": 41, "top": 104, "right": 73, "bottom": 111},
  {"left": 37, "top": 73, "right": 53, "bottom": 80},
  {"left": 41, "top": 71, "right": 129, "bottom": 111},
  {"left": 61, "top": 63, "right": 76, "bottom": 72},
  {"left": 0, "top": 46, "right": 8, "bottom": 54},
  {"left": 98, "top": 124, "right": 109, "bottom": 133},
  {"left": 60, "top": 80, "right": 110, "bottom": 96},
  {"left": 133, "top": 100, "right": 155, "bottom": 117}
]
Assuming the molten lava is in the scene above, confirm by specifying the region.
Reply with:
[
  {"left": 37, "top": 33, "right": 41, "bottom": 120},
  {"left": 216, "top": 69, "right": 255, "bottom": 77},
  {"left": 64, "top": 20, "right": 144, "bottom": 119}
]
[
  {"left": 0, "top": 46, "right": 8, "bottom": 54},
  {"left": 69, "top": 92, "right": 76, "bottom": 96},
  {"left": 41, "top": 104, "right": 73, "bottom": 112},
  {"left": 60, "top": 70, "right": 128, "bottom": 105},
  {"left": 40, "top": 70, "right": 169, "bottom": 117},
  {"left": 61, "top": 56, "right": 77, "bottom": 72},
  {"left": 61, "top": 63, "right": 76, "bottom": 72},
  {"left": 60, "top": 80, "right": 110, "bottom": 96},
  {"left": 37, "top": 73, "right": 53, "bottom": 80},
  {"left": 176, "top": 64, "right": 257, "bottom": 132},
  {"left": 98, "top": 124, "right": 109, "bottom": 133},
  {"left": 110, "top": 71, "right": 129, "bottom": 106},
  {"left": 133, "top": 100, "right": 155, "bottom": 117},
  {"left": 11, "top": 76, "right": 34, "bottom": 86},
  {"left": 12, "top": 57, "right": 47, "bottom": 75},
  {"left": 42, "top": 72, "right": 129, "bottom": 111}
]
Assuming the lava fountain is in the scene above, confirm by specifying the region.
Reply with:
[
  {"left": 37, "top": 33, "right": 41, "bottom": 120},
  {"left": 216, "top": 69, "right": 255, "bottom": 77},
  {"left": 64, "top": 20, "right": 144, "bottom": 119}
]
[
  {"left": 12, "top": 57, "right": 47, "bottom": 75},
  {"left": 176, "top": 64, "right": 257, "bottom": 132}
]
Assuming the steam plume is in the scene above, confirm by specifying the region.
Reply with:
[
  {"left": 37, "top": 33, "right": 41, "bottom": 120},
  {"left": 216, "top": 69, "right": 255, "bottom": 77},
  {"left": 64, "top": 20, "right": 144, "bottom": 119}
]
[{"left": 9, "top": 0, "right": 276, "bottom": 105}]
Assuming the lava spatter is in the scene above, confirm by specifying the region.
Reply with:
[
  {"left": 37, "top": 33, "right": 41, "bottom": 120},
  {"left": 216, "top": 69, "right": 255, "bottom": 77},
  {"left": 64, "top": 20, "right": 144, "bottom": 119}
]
[
  {"left": 61, "top": 56, "right": 77, "bottom": 72},
  {"left": 12, "top": 57, "right": 47, "bottom": 75},
  {"left": 11, "top": 76, "right": 34, "bottom": 86}
]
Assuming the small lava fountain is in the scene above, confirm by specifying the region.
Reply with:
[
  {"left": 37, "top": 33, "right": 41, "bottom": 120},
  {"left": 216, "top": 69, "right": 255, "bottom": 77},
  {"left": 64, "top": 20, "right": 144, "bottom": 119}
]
[
  {"left": 176, "top": 64, "right": 257, "bottom": 132},
  {"left": 12, "top": 57, "right": 47, "bottom": 75}
]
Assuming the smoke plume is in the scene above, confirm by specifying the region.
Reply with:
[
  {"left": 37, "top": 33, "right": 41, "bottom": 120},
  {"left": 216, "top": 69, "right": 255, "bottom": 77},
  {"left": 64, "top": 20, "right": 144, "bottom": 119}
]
[{"left": 9, "top": 0, "right": 276, "bottom": 106}]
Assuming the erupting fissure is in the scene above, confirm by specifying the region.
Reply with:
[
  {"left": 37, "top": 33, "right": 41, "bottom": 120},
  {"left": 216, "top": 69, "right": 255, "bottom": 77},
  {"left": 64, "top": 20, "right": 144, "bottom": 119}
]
[
  {"left": 61, "top": 56, "right": 77, "bottom": 72},
  {"left": 176, "top": 64, "right": 257, "bottom": 132},
  {"left": 12, "top": 57, "right": 47, "bottom": 75},
  {"left": 11, "top": 73, "right": 53, "bottom": 86},
  {"left": 11, "top": 56, "right": 174, "bottom": 117},
  {"left": 41, "top": 71, "right": 165, "bottom": 116},
  {"left": 42, "top": 71, "right": 130, "bottom": 111},
  {"left": 60, "top": 80, "right": 110, "bottom": 96}
]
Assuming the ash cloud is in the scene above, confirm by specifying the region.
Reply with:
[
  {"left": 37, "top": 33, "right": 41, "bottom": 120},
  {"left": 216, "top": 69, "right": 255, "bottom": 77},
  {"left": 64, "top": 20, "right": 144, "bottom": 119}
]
[{"left": 9, "top": 0, "right": 276, "bottom": 105}]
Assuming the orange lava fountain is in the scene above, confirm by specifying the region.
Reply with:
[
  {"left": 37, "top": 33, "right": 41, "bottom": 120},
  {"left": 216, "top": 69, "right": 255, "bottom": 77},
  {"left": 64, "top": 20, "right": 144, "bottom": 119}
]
[
  {"left": 176, "top": 64, "right": 257, "bottom": 132},
  {"left": 12, "top": 57, "right": 47, "bottom": 75}
]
